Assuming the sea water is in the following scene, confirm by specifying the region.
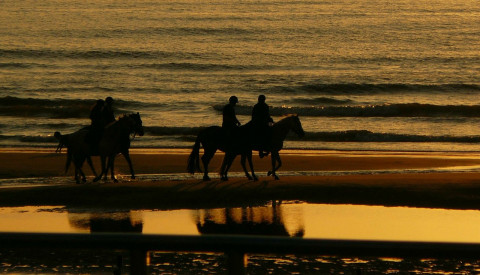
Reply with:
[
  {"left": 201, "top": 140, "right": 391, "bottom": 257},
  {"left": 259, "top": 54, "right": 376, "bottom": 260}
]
[{"left": 0, "top": 0, "right": 479, "bottom": 151}]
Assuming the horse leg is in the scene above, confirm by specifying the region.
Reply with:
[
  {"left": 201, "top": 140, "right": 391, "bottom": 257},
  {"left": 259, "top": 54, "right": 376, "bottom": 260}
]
[
  {"left": 93, "top": 156, "right": 106, "bottom": 182},
  {"left": 86, "top": 156, "right": 97, "bottom": 178},
  {"left": 109, "top": 156, "right": 118, "bottom": 183},
  {"left": 221, "top": 153, "right": 236, "bottom": 181},
  {"left": 103, "top": 156, "right": 112, "bottom": 181},
  {"left": 220, "top": 153, "right": 233, "bottom": 181},
  {"left": 269, "top": 151, "right": 281, "bottom": 180},
  {"left": 122, "top": 151, "right": 135, "bottom": 179},
  {"left": 79, "top": 155, "right": 88, "bottom": 183},
  {"left": 247, "top": 151, "right": 258, "bottom": 181},
  {"left": 78, "top": 167, "right": 87, "bottom": 184},
  {"left": 240, "top": 153, "right": 253, "bottom": 180},
  {"left": 73, "top": 154, "right": 86, "bottom": 184},
  {"left": 274, "top": 153, "right": 282, "bottom": 180},
  {"left": 220, "top": 154, "right": 229, "bottom": 181},
  {"left": 74, "top": 166, "right": 80, "bottom": 184},
  {"left": 201, "top": 149, "right": 216, "bottom": 181}
]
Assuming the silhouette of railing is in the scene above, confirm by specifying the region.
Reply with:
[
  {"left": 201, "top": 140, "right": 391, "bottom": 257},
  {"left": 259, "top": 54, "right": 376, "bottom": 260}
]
[{"left": 2, "top": 232, "right": 480, "bottom": 275}]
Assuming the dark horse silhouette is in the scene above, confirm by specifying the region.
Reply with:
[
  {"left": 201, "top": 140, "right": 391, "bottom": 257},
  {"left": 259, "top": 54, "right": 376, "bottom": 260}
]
[
  {"left": 187, "top": 123, "right": 257, "bottom": 181},
  {"left": 55, "top": 113, "right": 144, "bottom": 183},
  {"left": 188, "top": 114, "right": 305, "bottom": 181}
]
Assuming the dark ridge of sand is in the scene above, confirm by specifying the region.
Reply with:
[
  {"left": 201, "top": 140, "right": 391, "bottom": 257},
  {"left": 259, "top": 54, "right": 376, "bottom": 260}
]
[{"left": 1, "top": 173, "right": 480, "bottom": 211}]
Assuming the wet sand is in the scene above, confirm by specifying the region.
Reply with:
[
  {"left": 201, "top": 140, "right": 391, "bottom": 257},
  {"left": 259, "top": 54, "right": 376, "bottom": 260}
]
[{"left": 1, "top": 148, "right": 480, "bottom": 210}]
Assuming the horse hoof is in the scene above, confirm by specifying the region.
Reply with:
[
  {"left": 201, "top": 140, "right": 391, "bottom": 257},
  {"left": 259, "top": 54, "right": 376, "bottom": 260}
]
[
  {"left": 246, "top": 175, "right": 253, "bottom": 180},
  {"left": 253, "top": 176, "right": 258, "bottom": 181},
  {"left": 267, "top": 171, "right": 272, "bottom": 176},
  {"left": 274, "top": 175, "right": 280, "bottom": 180},
  {"left": 131, "top": 175, "right": 136, "bottom": 179},
  {"left": 113, "top": 178, "right": 119, "bottom": 183},
  {"left": 221, "top": 176, "right": 228, "bottom": 181},
  {"left": 203, "top": 176, "right": 211, "bottom": 181},
  {"left": 93, "top": 177, "right": 100, "bottom": 182}
]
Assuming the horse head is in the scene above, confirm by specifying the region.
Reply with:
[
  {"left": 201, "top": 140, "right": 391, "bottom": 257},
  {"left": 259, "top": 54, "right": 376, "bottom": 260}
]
[
  {"left": 119, "top": 112, "right": 144, "bottom": 137},
  {"left": 129, "top": 112, "right": 144, "bottom": 137},
  {"left": 288, "top": 114, "right": 305, "bottom": 138}
]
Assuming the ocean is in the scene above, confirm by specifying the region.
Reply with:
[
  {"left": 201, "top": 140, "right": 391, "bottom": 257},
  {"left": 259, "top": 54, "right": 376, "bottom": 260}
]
[{"left": 1, "top": 0, "right": 479, "bottom": 152}]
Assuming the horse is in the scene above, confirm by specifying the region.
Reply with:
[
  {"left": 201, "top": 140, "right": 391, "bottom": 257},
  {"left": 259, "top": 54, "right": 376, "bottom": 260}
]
[
  {"left": 187, "top": 124, "right": 258, "bottom": 181},
  {"left": 55, "top": 113, "right": 144, "bottom": 183},
  {"left": 93, "top": 113, "right": 144, "bottom": 182},
  {"left": 54, "top": 130, "right": 97, "bottom": 184},
  {"left": 221, "top": 114, "right": 305, "bottom": 180}
]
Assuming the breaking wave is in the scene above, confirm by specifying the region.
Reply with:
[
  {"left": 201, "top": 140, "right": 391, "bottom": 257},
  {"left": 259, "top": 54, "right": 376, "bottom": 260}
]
[
  {"left": 2, "top": 128, "right": 480, "bottom": 147},
  {"left": 216, "top": 103, "right": 480, "bottom": 118},
  {"left": 0, "top": 96, "right": 161, "bottom": 119},
  {"left": 281, "top": 83, "right": 480, "bottom": 95}
]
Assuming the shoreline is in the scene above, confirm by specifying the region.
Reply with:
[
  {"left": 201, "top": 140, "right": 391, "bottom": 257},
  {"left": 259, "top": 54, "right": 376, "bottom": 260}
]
[{"left": 0, "top": 147, "right": 480, "bottom": 210}]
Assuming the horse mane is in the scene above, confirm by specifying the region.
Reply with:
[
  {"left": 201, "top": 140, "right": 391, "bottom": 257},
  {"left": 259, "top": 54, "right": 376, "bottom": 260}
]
[
  {"left": 104, "top": 114, "right": 128, "bottom": 129},
  {"left": 275, "top": 114, "right": 298, "bottom": 123},
  {"left": 118, "top": 113, "right": 138, "bottom": 120},
  {"left": 115, "top": 114, "right": 133, "bottom": 123}
]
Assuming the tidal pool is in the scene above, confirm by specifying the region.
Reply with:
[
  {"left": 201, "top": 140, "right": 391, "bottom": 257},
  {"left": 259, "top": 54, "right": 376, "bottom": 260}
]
[{"left": 1, "top": 202, "right": 480, "bottom": 243}]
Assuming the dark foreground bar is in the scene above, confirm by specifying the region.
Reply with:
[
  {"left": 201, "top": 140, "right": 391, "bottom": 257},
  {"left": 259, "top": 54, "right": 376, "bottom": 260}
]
[{"left": 1, "top": 232, "right": 480, "bottom": 274}]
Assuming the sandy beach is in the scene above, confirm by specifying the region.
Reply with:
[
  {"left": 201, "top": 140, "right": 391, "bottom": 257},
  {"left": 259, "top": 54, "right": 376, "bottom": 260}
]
[{"left": 1, "top": 148, "right": 480, "bottom": 210}]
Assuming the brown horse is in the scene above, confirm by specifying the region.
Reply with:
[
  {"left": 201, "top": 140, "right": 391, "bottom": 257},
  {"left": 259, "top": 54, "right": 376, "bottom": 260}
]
[
  {"left": 55, "top": 113, "right": 144, "bottom": 183},
  {"left": 221, "top": 114, "right": 305, "bottom": 180},
  {"left": 187, "top": 114, "right": 305, "bottom": 181},
  {"left": 265, "top": 114, "right": 305, "bottom": 179},
  {"left": 54, "top": 130, "right": 97, "bottom": 184},
  {"left": 93, "top": 113, "right": 144, "bottom": 182},
  {"left": 187, "top": 124, "right": 257, "bottom": 181}
]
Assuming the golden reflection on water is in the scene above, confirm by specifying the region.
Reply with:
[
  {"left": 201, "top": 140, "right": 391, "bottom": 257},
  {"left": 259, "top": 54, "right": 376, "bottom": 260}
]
[
  {"left": 2, "top": 204, "right": 480, "bottom": 243},
  {"left": 0, "top": 206, "right": 75, "bottom": 233},
  {"left": 193, "top": 202, "right": 305, "bottom": 237},
  {"left": 68, "top": 211, "right": 143, "bottom": 233}
]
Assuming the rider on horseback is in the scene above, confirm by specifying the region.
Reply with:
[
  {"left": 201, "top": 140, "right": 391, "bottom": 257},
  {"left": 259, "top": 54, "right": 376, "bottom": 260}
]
[
  {"left": 102, "top": 96, "right": 115, "bottom": 125},
  {"left": 85, "top": 99, "right": 105, "bottom": 153},
  {"left": 251, "top": 94, "right": 273, "bottom": 158},
  {"left": 86, "top": 97, "right": 116, "bottom": 153},
  {"left": 222, "top": 96, "right": 241, "bottom": 128},
  {"left": 222, "top": 96, "right": 241, "bottom": 147}
]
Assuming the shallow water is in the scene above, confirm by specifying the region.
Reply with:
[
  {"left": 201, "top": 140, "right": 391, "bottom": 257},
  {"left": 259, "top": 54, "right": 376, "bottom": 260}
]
[
  {"left": 2, "top": 202, "right": 480, "bottom": 243},
  {"left": 4, "top": 202, "right": 480, "bottom": 274}
]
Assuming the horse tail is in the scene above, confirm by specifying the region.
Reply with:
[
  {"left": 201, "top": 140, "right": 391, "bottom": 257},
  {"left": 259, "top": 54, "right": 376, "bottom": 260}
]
[
  {"left": 54, "top": 131, "right": 70, "bottom": 153},
  {"left": 187, "top": 135, "right": 202, "bottom": 174},
  {"left": 54, "top": 132, "right": 71, "bottom": 173}
]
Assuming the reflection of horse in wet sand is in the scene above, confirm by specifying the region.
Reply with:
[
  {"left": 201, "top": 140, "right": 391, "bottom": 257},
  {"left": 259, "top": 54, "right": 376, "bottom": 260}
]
[
  {"left": 68, "top": 210, "right": 143, "bottom": 233},
  {"left": 194, "top": 203, "right": 304, "bottom": 237},
  {"left": 55, "top": 113, "right": 144, "bottom": 183},
  {"left": 187, "top": 114, "right": 305, "bottom": 181}
]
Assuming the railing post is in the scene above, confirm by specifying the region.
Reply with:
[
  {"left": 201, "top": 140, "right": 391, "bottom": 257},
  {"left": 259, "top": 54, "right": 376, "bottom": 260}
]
[
  {"left": 226, "top": 250, "right": 247, "bottom": 275},
  {"left": 130, "top": 249, "right": 148, "bottom": 275}
]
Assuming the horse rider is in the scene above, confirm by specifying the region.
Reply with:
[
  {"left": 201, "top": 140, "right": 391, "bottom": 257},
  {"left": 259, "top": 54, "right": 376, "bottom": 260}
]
[
  {"left": 102, "top": 96, "right": 115, "bottom": 125},
  {"left": 86, "top": 99, "right": 105, "bottom": 153},
  {"left": 86, "top": 96, "right": 117, "bottom": 153},
  {"left": 222, "top": 96, "right": 241, "bottom": 143},
  {"left": 251, "top": 94, "right": 273, "bottom": 158}
]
